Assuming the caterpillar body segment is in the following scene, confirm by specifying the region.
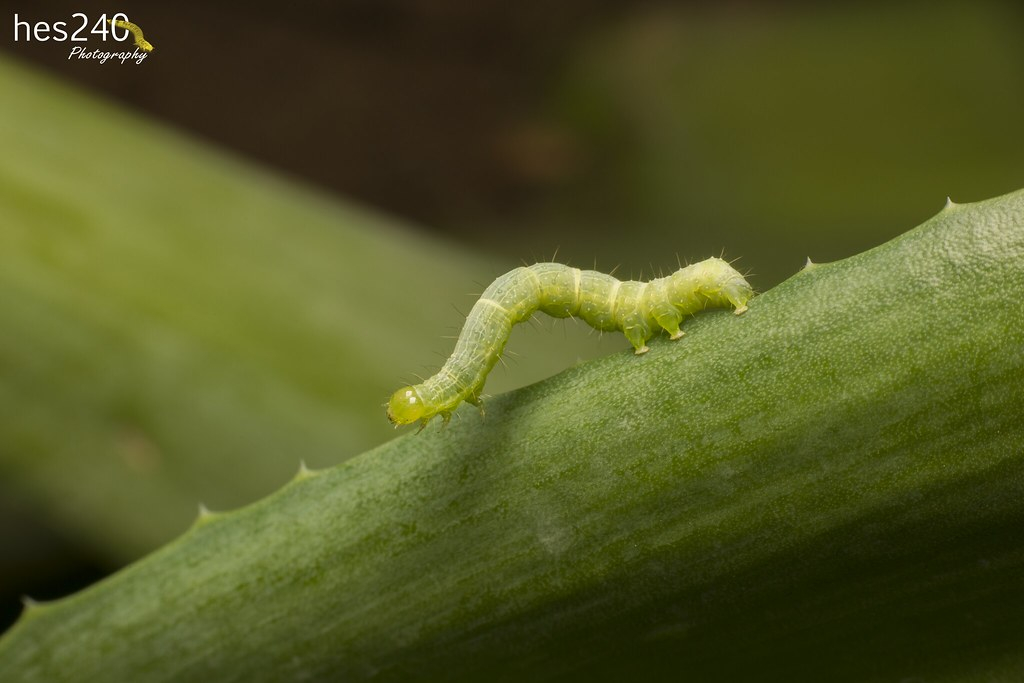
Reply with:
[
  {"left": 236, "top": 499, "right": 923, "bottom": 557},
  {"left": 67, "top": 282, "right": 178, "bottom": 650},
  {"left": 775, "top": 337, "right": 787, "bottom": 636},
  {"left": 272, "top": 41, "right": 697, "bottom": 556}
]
[
  {"left": 387, "top": 257, "right": 753, "bottom": 428},
  {"left": 111, "top": 18, "right": 154, "bottom": 52}
]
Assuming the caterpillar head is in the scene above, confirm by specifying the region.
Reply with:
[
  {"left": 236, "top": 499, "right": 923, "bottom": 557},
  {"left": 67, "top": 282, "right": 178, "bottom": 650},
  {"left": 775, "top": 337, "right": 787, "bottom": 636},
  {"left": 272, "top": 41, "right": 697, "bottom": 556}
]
[{"left": 387, "top": 386, "right": 426, "bottom": 425}]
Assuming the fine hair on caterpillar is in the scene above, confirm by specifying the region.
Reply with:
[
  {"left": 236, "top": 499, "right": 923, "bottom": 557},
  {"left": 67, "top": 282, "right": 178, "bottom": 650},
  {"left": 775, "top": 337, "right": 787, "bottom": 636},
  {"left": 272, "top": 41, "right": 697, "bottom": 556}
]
[{"left": 387, "top": 257, "right": 753, "bottom": 429}]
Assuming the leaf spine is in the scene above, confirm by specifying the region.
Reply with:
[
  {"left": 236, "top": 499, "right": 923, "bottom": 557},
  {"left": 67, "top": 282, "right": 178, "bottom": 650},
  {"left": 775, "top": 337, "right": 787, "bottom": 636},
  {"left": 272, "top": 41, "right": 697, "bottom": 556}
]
[
  {"left": 293, "top": 460, "right": 319, "bottom": 482},
  {"left": 194, "top": 502, "right": 220, "bottom": 527}
]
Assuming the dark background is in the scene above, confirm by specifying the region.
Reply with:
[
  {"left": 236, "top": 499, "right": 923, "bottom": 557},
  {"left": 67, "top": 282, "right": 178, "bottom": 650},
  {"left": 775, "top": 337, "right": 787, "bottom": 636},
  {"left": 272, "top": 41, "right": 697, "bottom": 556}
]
[
  {"left": 8, "top": 1, "right": 1022, "bottom": 275},
  {"left": 6, "top": 0, "right": 623, "bottom": 236}
]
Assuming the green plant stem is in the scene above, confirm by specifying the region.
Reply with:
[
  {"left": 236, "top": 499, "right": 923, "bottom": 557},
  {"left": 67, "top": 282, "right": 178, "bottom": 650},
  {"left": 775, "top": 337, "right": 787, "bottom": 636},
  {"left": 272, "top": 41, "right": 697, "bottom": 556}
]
[{"left": 2, "top": 190, "right": 1023, "bottom": 681}]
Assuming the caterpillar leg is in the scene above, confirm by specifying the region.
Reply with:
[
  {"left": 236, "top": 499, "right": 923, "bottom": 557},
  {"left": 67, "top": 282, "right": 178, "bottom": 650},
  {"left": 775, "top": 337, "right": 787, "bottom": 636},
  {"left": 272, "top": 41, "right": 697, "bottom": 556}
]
[
  {"left": 653, "top": 308, "right": 685, "bottom": 341},
  {"left": 465, "top": 393, "right": 486, "bottom": 418},
  {"left": 416, "top": 411, "right": 452, "bottom": 434},
  {"left": 623, "top": 324, "right": 651, "bottom": 355},
  {"left": 722, "top": 281, "right": 752, "bottom": 315}
]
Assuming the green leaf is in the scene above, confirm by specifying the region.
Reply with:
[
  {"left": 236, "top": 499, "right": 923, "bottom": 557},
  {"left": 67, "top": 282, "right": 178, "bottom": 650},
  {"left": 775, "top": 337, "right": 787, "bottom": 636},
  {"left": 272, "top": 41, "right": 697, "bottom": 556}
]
[
  {"left": 0, "top": 56, "right": 600, "bottom": 561},
  {"left": 3, "top": 190, "right": 1022, "bottom": 680}
]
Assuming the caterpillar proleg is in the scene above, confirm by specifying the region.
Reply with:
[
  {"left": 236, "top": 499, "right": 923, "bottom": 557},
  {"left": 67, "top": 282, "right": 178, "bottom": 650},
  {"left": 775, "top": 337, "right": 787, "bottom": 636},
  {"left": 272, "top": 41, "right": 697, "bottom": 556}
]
[
  {"left": 111, "top": 18, "right": 154, "bottom": 52},
  {"left": 387, "top": 257, "right": 753, "bottom": 428}
]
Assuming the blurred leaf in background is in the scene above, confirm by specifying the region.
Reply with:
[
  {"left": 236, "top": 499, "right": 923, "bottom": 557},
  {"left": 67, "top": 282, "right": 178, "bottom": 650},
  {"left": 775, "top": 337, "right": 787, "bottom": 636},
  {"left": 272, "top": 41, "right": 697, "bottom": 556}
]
[
  {"left": 485, "top": 2, "right": 1024, "bottom": 283},
  {"left": 8, "top": 2, "right": 1021, "bottom": 282},
  {"left": 0, "top": 55, "right": 598, "bottom": 626}
]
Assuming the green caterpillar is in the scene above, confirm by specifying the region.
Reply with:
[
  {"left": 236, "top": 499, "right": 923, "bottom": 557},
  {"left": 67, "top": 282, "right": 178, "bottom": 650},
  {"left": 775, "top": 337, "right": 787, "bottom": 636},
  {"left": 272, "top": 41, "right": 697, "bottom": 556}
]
[{"left": 387, "top": 257, "right": 753, "bottom": 428}]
